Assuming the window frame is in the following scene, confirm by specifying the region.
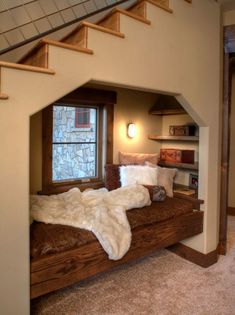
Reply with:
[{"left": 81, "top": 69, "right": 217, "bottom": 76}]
[{"left": 41, "top": 87, "right": 115, "bottom": 194}]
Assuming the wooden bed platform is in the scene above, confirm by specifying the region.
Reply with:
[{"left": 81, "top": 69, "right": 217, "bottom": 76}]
[{"left": 31, "top": 209, "right": 203, "bottom": 299}]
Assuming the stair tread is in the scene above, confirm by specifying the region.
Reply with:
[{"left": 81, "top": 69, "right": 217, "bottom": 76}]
[
  {"left": 0, "top": 61, "right": 55, "bottom": 75},
  {"left": 42, "top": 38, "right": 94, "bottom": 54},
  {"left": 81, "top": 21, "right": 125, "bottom": 38},
  {"left": 19, "top": 38, "right": 93, "bottom": 65},
  {"left": 0, "top": 93, "right": 9, "bottom": 100},
  {"left": 144, "top": 0, "right": 173, "bottom": 13},
  {"left": 61, "top": 20, "right": 125, "bottom": 43},
  {"left": 98, "top": 7, "right": 151, "bottom": 26}
]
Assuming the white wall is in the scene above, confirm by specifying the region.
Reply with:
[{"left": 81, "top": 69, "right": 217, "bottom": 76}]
[{"left": 0, "top": 0, "right": 221, "bottom": 313}]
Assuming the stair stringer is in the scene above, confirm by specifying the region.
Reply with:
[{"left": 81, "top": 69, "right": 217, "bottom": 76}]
[{"left": 0, "top": 0, "right": 221, "bottom": 314}]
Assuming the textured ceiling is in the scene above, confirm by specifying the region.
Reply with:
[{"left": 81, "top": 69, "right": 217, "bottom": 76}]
[{"left": 0, "top": 0, "right": 132, "bottom": 54}]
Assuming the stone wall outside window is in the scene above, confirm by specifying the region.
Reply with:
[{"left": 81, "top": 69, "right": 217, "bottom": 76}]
[{"left": 52, "top": 105, "right": 97, "bottom": 181}]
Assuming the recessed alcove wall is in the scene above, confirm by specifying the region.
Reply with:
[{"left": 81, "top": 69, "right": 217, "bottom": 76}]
[
  {"left": 30, "top": 86, "right": 163, "bottom": 193},
  {"left": 161, "top": 113, "right": 199, "bottom": 186}
]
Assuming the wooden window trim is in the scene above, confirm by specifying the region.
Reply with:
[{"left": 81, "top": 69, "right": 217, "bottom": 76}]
[{"left": 41, "top": 87, "right": 116, "bottom": 195}]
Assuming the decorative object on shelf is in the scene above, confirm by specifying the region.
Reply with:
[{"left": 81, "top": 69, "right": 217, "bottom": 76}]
[
  {"left": 127, "top": 123, "right": 136, "bottom": 138},
  {"left": 189, "top": 173, "right": 198, "bottom": 189},
  {"left": 169, "top": 124, "right": 196, "bottom": 136},
  {"left": 160, "top": 149, "right": 194, "bottom": 164},
  {"left": 173, "top": 187, "right": 196, "bottom": 196}
]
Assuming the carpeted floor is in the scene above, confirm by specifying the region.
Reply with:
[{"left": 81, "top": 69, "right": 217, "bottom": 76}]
[{"left": 31, "top": 216, "right": 235, "bottom": 315}]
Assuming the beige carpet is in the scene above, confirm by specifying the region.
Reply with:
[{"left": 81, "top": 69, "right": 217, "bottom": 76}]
[{"left": 31, "top": 216, "right": 235, "bottom": 315}]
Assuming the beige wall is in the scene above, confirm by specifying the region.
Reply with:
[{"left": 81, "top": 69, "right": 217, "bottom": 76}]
[
  {"left": 223, "top": 9, "right": 235, "bottom": 26},
  {"left": 228, "top": 75, "right": 235, "bottom": 207},
  {"left": 0, "top": 1, "right": 221, "bottom": 313},
  {"left": 30, "top": 111, "right": 42, "bottom": 194}
]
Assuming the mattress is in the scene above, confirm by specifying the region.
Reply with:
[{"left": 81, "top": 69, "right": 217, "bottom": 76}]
[{"left": 30, "top": 197, "right": 193, "bottom": 259}]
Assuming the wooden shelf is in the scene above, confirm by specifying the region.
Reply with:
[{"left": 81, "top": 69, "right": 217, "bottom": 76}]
[
  {"left": 149, "top": 108, "right": 186, "bottom": 115},
  {"left": 158, "top": 161, "right": 199, "bottom": 171},
  {"left": 148, "top": 135, "right": 199, "bottom": 142},
  {"left": 149, "top": 95, "right": 186, "bottom": 116}
]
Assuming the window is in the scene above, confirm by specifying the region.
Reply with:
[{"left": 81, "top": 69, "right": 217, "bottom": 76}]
[
  {"left": 42, "top": 87, "right": 116, "bottom": 194},
  {"left": 52, "top": 105, "right": 97, "bottom": 182}
]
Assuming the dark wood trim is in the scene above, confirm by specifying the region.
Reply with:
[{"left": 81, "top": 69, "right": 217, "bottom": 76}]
[
  {"left": 219, "top": 52, "right": 230, "bottom": 255},
  {"left": 31, "top": 210, "right": 203, "bottom": 298},
  {"left": 106, "top": 103, "right": 114, "bottom": 164},
  {"left": 41, "top": 87, "right": 116, "bottom": 194},
  {"left": 228, "top": 207, "right": 235, "bottom": 216},
  {"left": 168, "top": 243, "right": 218, "bottom": 268},
  {"left": 219, "top": 25, "right": 235, "bottom": 255},
  {"left": 59, "top": 87, "right": 117, "bottom": 105}
]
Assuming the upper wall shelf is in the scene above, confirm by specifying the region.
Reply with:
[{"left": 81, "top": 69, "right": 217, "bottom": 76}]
[
  {"left": 149, "top": 95, "right": 186, "bottom": 115},
  {"left": 148, "top": 135, "right": 199, "bottom": 142}
]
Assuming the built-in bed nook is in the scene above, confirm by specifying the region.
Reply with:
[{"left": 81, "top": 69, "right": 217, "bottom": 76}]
[{"left": 30, "top": 85, "right": 204, "bottom": 299}]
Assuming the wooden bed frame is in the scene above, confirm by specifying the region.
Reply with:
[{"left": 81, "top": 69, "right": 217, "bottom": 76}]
[{"left": 31, "top": 207, "right": 203, "bottom": 298}]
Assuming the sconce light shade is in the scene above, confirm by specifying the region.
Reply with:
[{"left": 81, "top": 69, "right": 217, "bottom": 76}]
[{"left": 127, "top": 123, "right": 136, "bottom": 138}]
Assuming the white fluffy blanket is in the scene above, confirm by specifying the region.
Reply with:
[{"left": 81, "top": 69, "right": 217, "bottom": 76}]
[{"left": 30, "top": 184, "right": 151, "bottom": 260}]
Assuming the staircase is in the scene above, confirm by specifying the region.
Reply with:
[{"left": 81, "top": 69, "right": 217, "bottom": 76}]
[{"left": 0, "top": 0, "right": 191, "bottom": 101}]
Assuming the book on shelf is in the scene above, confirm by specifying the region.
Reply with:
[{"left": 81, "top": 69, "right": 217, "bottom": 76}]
[{"left": 174, "top": 188, "right": 196, "bottom": 196}]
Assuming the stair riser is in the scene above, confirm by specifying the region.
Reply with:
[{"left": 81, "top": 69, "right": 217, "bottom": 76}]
[
  {"left": 20, "top": 44, "right": 48, "bottom": 68},
  {"left": 62, "top": 26, "right": 88, "bottom": 48},
  {"left": 98, "top": 12, "right": 120, "bottom": 32},
  {"left": 129, "top": 1, "right": 146, "bottom": 19}
]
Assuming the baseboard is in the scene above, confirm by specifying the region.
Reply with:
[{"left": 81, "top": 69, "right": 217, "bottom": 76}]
[
  {"left": 168, "top": 243, "right": 218, "bottom": 268},
  {"left": 228, "top": 207, "right": 235, "bottom": 216}
]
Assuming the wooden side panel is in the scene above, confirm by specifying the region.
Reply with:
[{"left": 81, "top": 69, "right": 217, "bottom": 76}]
[
  {"left": 99, "top": 12, "right": 120, "bottom": 32},
  {"left": 62, "top": 26, "right": 87, "bottom": 48},
  {"left": 31, "top": 211, "right": 203, "bottom": 298},
  {"left": 21, "top": 44, "right": 48, "bottom": 68},
  {"left": 129, "top": 1, "right": 146, "bottom": 19}
]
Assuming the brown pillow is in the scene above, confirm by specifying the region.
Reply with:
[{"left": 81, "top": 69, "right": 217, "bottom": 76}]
[
  {"left": 144, "top": 185, "right": 166, "bottom": 202},
  {"left": 119, "top": 152, "right": 159, "bottom": 165}
]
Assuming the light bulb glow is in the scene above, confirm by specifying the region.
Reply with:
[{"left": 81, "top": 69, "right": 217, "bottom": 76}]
[{"left": 127, "top": 123, "right": 136, "bottom": 138}]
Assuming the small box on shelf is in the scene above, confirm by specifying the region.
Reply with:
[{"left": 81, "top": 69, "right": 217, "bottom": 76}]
[
  {"left": 160, "top": 149, "right": 194, "bottom": 164},
  {"left": 169, "top": 124, "right": 197, "bottom": 136}
]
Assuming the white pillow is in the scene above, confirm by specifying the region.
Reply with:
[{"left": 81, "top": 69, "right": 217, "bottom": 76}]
[{"left": 119, "top": 165, "right": 158, "bottom": 187}]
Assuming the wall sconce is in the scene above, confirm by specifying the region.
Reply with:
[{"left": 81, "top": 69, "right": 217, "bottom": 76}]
[{"left": 127, "top": 123, "right": 136, "bottom": 138}]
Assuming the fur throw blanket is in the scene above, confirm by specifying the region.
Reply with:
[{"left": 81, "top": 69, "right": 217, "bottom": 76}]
[{"left": 30, "top": 184, "right": 151, "bottom": 260}]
